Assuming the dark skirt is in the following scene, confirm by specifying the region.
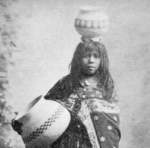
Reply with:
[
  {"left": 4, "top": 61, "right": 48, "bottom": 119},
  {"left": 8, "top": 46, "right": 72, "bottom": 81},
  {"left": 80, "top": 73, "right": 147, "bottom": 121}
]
[
  {"left": 51, "top": 112, "right": 121, "bottom": 148},
  {"left": 51, "top": 115, "right": 92, "bottom": 148}
]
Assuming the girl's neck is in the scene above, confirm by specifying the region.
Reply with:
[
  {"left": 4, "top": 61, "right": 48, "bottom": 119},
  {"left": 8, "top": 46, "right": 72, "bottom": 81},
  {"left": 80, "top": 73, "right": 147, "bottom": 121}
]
[{"left": 80, "top": 74, "right": 99, "bottom": 87}]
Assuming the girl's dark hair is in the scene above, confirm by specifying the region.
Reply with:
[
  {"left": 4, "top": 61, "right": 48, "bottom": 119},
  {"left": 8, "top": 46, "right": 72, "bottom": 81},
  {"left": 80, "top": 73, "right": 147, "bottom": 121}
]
[
  {"left": 69, "top": 40, "right": 114, "bottom": 100},
  {"left": 45, "top": 40, "right": 114, "bottom": 101}
]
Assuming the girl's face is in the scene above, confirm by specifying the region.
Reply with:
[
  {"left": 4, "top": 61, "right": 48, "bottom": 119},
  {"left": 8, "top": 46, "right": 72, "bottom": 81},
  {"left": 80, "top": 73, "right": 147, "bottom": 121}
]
[{"left": 81, "top": 49, "right": 101, "bottom": 76}]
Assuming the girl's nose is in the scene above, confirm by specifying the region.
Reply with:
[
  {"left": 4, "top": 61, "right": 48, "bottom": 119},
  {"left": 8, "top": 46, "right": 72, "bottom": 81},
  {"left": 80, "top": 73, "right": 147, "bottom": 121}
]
[{"left": 89, "top": 56, "right": 94, "bottom": 62}]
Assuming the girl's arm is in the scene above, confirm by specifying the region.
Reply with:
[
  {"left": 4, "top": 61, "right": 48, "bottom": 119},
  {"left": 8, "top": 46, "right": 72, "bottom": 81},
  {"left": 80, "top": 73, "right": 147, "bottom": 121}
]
[
  {"left": 44, "top": 75, "right": 77, "bottom": 112},
  {"left": 44, "top": 75, "right": 71, "bottom": 101}
]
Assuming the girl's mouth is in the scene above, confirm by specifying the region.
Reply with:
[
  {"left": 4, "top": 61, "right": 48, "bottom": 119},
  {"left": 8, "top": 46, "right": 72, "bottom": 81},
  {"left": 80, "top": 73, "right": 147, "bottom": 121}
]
[{"left": 87, "top": 66, "right": 95, "bottom": 69}]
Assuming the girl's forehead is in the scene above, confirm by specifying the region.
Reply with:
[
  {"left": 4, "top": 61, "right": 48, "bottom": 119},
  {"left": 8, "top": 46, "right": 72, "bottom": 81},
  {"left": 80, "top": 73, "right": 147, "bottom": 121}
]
[{"left": 84, "top": 47, "right": 100, "bottom": 54}]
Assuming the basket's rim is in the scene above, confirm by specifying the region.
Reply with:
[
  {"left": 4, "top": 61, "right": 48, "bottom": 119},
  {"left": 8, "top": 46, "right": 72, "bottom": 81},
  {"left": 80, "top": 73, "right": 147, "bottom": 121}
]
[
  {"left": 15, "top": 95, "right": 43, "bottom": 120},
  {"left": 79, "top": 6, "right": 102, "bottom": 12}
]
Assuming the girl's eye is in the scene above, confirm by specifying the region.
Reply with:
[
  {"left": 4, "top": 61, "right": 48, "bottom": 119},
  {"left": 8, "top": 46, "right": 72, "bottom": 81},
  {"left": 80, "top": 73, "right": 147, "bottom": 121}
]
[
  {"left": 91, "top": 53, "right": 100, "bottom": 58},
  {"left": 83, "top": 54, "right": 90, "bottom": 58},
  {"left": 83, "top": 53, "right": 100, "bottom": 58},
  {"left": 93, "top": 54, "right": 99, "bottom": 58}
]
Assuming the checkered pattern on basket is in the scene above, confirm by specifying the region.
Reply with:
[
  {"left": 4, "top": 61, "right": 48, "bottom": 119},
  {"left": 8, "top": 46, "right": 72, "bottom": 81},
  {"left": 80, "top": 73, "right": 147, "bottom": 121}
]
[{"left": 23, "top": 106, "right": 63, "bottom": 144}]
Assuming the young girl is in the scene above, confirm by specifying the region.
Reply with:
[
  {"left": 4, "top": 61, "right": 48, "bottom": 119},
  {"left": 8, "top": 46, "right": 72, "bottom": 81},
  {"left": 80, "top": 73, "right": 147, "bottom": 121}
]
[{"left": 44, "top": 39, "right": 121, "bottom": 148}]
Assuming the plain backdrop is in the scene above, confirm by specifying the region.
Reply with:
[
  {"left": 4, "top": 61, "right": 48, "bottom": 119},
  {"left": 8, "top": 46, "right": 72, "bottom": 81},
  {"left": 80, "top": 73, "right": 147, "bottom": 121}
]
[{"left": 5, "top": 0, "right": 150, "bottom": 148}]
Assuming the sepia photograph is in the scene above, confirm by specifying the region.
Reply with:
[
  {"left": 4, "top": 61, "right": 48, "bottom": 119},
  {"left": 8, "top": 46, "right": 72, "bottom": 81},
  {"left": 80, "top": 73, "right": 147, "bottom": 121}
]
[{"left": 0, "top": 0, "right": 150, "bottom": 148}]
